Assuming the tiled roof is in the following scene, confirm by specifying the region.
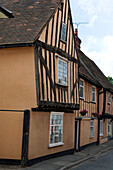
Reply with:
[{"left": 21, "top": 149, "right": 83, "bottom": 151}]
[
  {"left": 78, "top": 49, "right": 113, "bottom": 92},
  {"left": 0, "top": 0, "right": 61, "bottom": 46}
]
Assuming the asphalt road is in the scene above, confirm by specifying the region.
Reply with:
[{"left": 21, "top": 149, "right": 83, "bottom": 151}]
[{"left": 71, "top": 149, "right": 113, "bottom": 170}]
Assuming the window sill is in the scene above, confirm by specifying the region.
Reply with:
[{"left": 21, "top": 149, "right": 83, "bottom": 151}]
[
  {"left": 79, "top": 97, "right": 84, "bottom": 100},
  {"left": 91, "top": 101, "right": 96, "bottom": 104},
  {"left": 49, "top": 142, "right": 64, "bottom": 148},
  {"left": 90, "top": 136, "right": 94, "bottom": 139},
  {"left": 99, "top": 134, "right": 103, "bottom": 137},
  {"left": 60, "top": 39, "right": 67, "bottom": 44},
  {"left": 56, "top": 82, "right": 68, "bottom": 88}
]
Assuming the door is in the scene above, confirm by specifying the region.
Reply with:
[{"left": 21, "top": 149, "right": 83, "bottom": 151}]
[{"left": 75, "top": 120, "right": 80, "bottom": 151}]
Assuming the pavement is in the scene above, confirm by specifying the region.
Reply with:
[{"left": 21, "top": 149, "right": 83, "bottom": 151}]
[{"left": 0, "top": 140, "right": 113, "bottom": 170}]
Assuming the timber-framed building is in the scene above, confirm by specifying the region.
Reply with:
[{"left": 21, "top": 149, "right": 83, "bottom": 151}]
[
  {"left": 0, "top": 0, "right": 79, "bottom": 166},
  {"left": 75, "top": 32, "right": 113, "bottom": 150}
]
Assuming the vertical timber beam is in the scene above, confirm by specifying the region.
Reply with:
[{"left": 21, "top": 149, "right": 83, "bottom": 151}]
[
  {"left": 97, "top": 89, "right": 100, "bottom": 144},
  {"left": 103, "top": 90, "right": 106, "bottom": 115},
  {"left": 21, "top": 110, "right": 30, "bottom": 167}
]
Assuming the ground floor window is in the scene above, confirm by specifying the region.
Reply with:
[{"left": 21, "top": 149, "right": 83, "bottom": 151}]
[
  {"left": 90, "top": 120, "right": 94, "bottom": 138},
  {"left": 108, "top": 120, "right": 111, "bottom": 135},
  {"left": 49, "top": 112, "right": 64, "bottom": 147},
  {"left": 100, "top": 120, "right": 103, "bottom": 136}
]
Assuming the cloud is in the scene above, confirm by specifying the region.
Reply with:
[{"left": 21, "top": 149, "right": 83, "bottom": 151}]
[
  {"left": 87, "top": 15, "right": 98, "bottom": 28},
  {"left": 81, "top": 35, "right": 113, "bottom": 77},
  {"left": 78, "top": 0, "right": 113, "bottom": 16}
]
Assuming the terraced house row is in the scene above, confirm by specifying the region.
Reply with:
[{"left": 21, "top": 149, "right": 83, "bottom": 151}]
[{"left": 0, "top": 0, "right": 113, "bottom": 167}]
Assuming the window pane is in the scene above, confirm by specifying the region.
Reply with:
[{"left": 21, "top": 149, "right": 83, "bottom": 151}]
[
  {"left": 108, "top": 93, "right": 110, "bottom": 103},
  {"left": 61, "top": 23, "right": 67, "bottom": 41},
  {"left": 50, "top": 126, "right": 54, "bottom": 144},
  {"left": 80, "top": 80, "right": 83, "bottom": 86},
  {"left": 80, "top": 86, "right": 83, "bottom": 98},
  {"left": 58, "top": 59, "right": 63, "bottom": 84},
  {"left": 92, "top": 93, "right": 95, "bottom": 101},
  {"left": 92, "top": 87, "right": 95, "bottom": 92}
]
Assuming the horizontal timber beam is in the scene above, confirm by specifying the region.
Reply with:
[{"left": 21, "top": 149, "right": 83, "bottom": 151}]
[{"left": 36, "top": 40, "right": 79, "bottom": 63}]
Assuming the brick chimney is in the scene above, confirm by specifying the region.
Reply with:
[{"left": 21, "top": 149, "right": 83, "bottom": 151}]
[{"left": 74, "top": 29, "right": 81, "bottom": 50}]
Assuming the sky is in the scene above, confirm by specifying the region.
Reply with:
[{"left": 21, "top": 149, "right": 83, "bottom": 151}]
[{"left": 70, "top": 0, "right": 113, "bottom": 78}]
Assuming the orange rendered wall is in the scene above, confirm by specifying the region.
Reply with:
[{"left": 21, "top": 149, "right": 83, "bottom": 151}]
[
  {"left": 28, "top": 112, "right": 75, "bottom": 160},
  {"left": 80, "top": 118, "right": 98, "bottom": 147},
  {"left": 0, "top": 111, "right": 24, "bottom": 159},
  {"left": 0, "top": 47, "right": 37, "bottom": 110}
]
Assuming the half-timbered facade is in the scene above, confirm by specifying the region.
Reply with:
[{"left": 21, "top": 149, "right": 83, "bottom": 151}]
[
  {"left": 74, "top": 33, "right": 113, "bottom": 150},
  {"left": 0, "top": 0, "right": 79, "bottom": 166}
]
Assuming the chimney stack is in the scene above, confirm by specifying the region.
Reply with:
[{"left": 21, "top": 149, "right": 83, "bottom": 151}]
[{"left": 74, "top": 29, "right": 81, "bottom": 50}]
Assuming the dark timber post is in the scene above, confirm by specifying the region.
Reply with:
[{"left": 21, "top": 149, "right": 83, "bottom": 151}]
[
  {"left": 97, "top": 117, "right": 100, "bottom": 145},
  {"left": 97, "top": 90, "right": 100, "bottom": 144},
  {"left": 21, "top": 110, "right": 30, "bottom": 167}
]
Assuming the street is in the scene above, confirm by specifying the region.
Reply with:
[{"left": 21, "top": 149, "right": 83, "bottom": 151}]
[{"left": 71, "top": 149, "right": 113, "bottom": 170}]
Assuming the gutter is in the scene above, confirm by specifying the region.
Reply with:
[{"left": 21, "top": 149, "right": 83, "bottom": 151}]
[{"left": 0, "top": 43, "right": 34, "bottom": 49}]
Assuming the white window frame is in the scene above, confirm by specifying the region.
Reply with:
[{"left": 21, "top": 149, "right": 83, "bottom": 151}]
[
  {"left": 79, "top": 79, "right": 84, "bottom": 99},
  {"left": 108, "top": 120, "right": 111, "bottom": 135},
  {"left": 57, "top": 58, "right": 68, "bottom": 86},
  {"left": 92, "top": 86, "right": 96, "bottom": 102},
  {"left": 49, "top": 112, "right": 64, "bottom": 148},
  {"left": 90, "top": 120, "right": 94, "bottom": 138},
  {"left": 108, "top": 92, "right": 111, "bottom": 104},
  {"left": 61, "top": 22, "right": 67, "bottom": 42},
  {"left": 100, "top": 120, "right": 103, "bottom": 136}
]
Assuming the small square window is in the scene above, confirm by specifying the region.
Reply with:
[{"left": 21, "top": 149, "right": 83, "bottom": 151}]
[
  {"left": 58, "top": 58, "right": 67, "bottom": 85},
  {"left": 92, "top": 87, "right": 96, "bottom": 102},
  {"left": 49, "top": 112, "right": 64, "bottom": 147},
  {"left": 61, "top": 23, "right": 67, "bottom": 42},
  {"left": 79, "top": 80, "right": 84, "bottom": 99}
]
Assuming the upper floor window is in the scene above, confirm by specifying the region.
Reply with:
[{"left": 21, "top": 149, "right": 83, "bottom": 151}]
[
  {"left": 49, "top": 112, "right": 64, "bottom": 147},
  {"left": 58, "top": 58, "right": 67, "bottom": 86},
  {"left": 92, "top": 86, "right": 96, "bottom": 102},
  {"left": 108, "top": 92, "right": 111, "bottom": 104},
  {"left": 79, "top": 80, "right": 84, "bottom": 99},
  {"left": 61, "top": 22, "right": 67, "bottom": 42}
]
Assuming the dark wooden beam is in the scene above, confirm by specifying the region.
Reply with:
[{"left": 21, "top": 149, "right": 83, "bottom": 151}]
[
  {"left": 37, "top": 101, "right": 80, "bottom": 110},
  {"left": 21, "top": 110, "right": 30, "bottom": 167},
  {"left": 102, "top": 90, "right": 106, "bottom": 114},
  {"left": 36, "top": 40, "right": 79, "bottom": 63}
]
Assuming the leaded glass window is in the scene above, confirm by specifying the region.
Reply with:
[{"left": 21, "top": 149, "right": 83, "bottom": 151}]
[
  {"left": 49, "top": 112, "right": 63, "bottom": 147},
  {"left": 92, "top": 87, "right": 96, "bottom": 102},
  {"left": 61, "top": 23, "right": 67, "bottom": 42},
  {"left": 79, "top": 80, "right": 84, "bottom": 99},
  {"left": 108, "top": 92, "right": 110, "bottom": 104},
  {"left": 58, "top": 58, "right": 67, "bottom": 85}
]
